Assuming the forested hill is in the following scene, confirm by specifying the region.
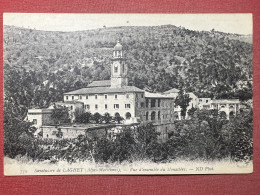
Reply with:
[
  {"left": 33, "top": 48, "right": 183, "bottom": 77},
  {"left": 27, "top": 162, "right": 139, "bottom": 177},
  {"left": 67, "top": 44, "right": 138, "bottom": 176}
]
[{"left": 4, "top": 25, "right": 252, "bottom": 115}]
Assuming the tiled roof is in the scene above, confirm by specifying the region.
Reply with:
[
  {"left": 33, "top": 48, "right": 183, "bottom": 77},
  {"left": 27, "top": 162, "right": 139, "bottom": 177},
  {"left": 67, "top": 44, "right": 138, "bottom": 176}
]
[
  {"left": 64, "top": 86, "right": 144, "bottom": 95},
  {"left": 164, "top": 88, "right": 180, "bottom": 94},
  {"left": 88, "top": 80, "right": 111, "bottom": 87}
]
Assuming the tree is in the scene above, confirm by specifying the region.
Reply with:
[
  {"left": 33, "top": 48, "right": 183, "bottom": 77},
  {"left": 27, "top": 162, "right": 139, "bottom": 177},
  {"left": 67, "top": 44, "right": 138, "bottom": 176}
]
[
  {"left": 74, "top": 107, "right": 84, "bottom": 123},
  {"left": 174, "top": 89, "right": 192, "bottom": 119},
  {"left": 56, "top": 128, "right": 63, "bottom": 138},
  {"left": 114, "top": 113, "right": 124, "bottom": 124},
  {"left": 223, "top": 109, "right": 253, "bottom": 162},
  {"left": 187, "top": 107, "right": 197, "bottom": 118},
  {"left": 103, "top": 112, "right": 112, "bottom": 124},
  {"left": 82, "top": 112, "right": 92, "bottom": 123},
  {"left": 51, "top": 104, "right": 70, "bottom": 125},
  {"left": 4, "top": 101, "right": 36, "bottom": 158},
  {"left": 93, "top": 112, "right": 102, "bottom": 123}
]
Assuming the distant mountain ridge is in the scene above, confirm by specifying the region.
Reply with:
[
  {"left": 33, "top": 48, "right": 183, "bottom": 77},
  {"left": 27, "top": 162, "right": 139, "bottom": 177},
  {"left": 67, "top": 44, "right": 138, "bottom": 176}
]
[{"left": 3, "top": 24, "right": 253, "bottom": 112}]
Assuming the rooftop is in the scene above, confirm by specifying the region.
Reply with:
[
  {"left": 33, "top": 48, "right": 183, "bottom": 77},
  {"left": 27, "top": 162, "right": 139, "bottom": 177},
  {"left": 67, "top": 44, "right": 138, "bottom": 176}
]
[
  {"left": 42, "top": 124, "right": 116, "bottom": 130},
  {"left": 114, "top": 41, "right": 123, "bottom": 50},
  {"left": 164, "top": 88, "right": 180, "bottom": 94},
  {"left": 27, "top": 108, "right": 53, "bottom": 114},
  {"left": 64, "top": 85, "right": 144, "bottom": 95},
  {"left": 145, "top": 91, "right": 174, "bottom": 99},
  {"left": 87, "top": 80, "right": 111, "bottom": 88},
  {"left": 55, "top": 101, "right": 84, "bottom": 104},
  {"left": 212, "top": 99, "right": 240, "bottom": 104}
]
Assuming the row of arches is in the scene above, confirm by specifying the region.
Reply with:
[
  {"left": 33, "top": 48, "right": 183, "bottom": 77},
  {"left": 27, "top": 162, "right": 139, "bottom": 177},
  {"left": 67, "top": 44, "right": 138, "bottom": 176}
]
[
  {"left": 219, "top": 111, "right": 235, "bottom": 119},
  {"left": 146, "top": 111, "right": 161, "bottom": 121},
  {"left": 114, "top": 112, "right": 132, "bottom": 119}
]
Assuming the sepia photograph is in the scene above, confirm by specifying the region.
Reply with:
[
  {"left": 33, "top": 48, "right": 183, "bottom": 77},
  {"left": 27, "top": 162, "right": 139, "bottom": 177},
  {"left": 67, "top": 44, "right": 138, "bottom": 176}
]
[{"left": 3, "top": 13, "right": 253, "bottom": 175}]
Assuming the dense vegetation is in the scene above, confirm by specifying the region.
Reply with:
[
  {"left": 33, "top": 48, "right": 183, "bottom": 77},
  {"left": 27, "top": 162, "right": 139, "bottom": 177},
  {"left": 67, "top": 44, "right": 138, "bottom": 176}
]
[
  {"left": 4, "top": 25, "right": 252, "bottom": 116},
  {"left": 3, "top": 25, "right": 253, "bottom": 163},
  {"left": 4, "top": 109, "right": 253, "bottom": 163}
]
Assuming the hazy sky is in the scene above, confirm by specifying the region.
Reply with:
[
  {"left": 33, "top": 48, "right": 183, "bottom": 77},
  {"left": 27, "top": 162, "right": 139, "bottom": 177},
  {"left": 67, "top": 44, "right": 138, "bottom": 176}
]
[{"left": 3, "top": 13, "right": 253, "bottom": 35}]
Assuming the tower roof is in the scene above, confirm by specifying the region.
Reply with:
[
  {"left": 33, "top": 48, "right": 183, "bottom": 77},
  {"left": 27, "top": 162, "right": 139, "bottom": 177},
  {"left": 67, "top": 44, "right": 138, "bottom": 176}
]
[{"left": 114, "top": 41, "right": 123, "bottom": 50}]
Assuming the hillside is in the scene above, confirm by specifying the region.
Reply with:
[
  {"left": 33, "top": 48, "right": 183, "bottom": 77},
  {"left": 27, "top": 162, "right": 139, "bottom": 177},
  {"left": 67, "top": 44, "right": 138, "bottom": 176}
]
[{"left": 3, "top": 25, "right": 253, "bottom": 117}]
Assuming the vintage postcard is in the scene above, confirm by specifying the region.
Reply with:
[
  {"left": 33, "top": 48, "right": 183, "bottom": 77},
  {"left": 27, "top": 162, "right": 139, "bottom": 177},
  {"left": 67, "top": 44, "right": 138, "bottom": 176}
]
[{"left": 3, "top": 13, "right": 253, "bottom": 175}]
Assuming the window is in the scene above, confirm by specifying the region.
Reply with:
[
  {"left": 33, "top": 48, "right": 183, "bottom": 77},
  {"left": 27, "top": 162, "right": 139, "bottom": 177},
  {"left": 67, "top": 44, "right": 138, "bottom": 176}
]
[
  {"left": 141, "top": 102, "right": 145, "bottom": 108},
  {"left": 86, "top": 95, "right": 88, "bottom": 99},
  {"left": 66, "top": 96, "right": 68, "bottom": 100},
  {"left": 86, "top": 105, "right": 90, "bottom": 109},
  {"left": 72, "top": 96, "right": 74, "bottom": 100},
  {"left": 95, "top": 104, "right": 98, "bottom": 109},
  {"left": 32, "top": 119, "right": 37, "bottom": 124},
  {"left": 230, "top": 111, "right": 235, "bottom": 118},
  {"left": 151, "top": 111, "right": 156, "bottom": 120},
  {"left": 206, "top": 100, "right": 208, "bottom": 103},
  {"left": 125, "top": 104, "right": 131, "bottom": 109},
  {"left": 146, "top": 112, "right": 149, "bottom": 120},
  {"left": 125, "top": 112, "right": 131, "bottom": 119},
  {"left": 122, "top": 64, "right": 125, "bottom": 73},
  {"left": 114, "top": 104, "right": 119, "bottom": 109},
  {"left": 146, "top": 99, "right": 149, "bottom": 108},
  {"left": 158, "top": 99, "right": 161, "bottom": 107},
  {"left": 114, "top": 66, "right": 118, "bottom": 73},
  {"left": 79, "top": 95, "right": 82, "bottom": 100},
  {"left": 126, "top": 94, "right": 129, "bottom": 98},
  {"left": 95, "top": 94, "right": 98, "bottom": 99},
  {"left": 141, "top": 93, "right": 144, "bottom": 98},
  {"left": 105, "top": 94, "right": 107, "bottom": 99},
  {"left": 105, "top": 104, "right": 108, "bottom": 109},
  {"left": 158, "top": 111, "right": 161, "bottom": 120},
  {"left": 151, "top": 99, "right": 156, "bottom": 108},
  {"left": 115, "top": 94, "right": 118, "bottom": 99}
]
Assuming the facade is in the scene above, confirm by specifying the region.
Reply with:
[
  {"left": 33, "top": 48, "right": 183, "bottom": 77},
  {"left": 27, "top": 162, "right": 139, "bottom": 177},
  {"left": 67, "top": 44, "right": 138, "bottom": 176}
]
[
  {"left": 27, "top": 41, "right": 241, "bottom": 142},
  {"left": 49, "top": 101, "right": 84, "bottom": 122},
  {"left": 211, "top": 99, "right": 240, "bottom": 120},
  {"left": 41, "top": 124, "right": 114, "bottom": 139},
  {"left": 27, "top": 109, "right": 54, "bottom": 129},
  {"left": 198, "top": 98, "right": 212, "bottom": 110},
  {"left": 62, "top": 41, "right": 177, "bottom": 141}
]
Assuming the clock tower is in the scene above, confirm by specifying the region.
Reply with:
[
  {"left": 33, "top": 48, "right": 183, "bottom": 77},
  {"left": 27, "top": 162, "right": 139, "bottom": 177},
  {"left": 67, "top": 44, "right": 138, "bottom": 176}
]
[{"left": 111, "top": 41, "right": 128, "bottom": 88}]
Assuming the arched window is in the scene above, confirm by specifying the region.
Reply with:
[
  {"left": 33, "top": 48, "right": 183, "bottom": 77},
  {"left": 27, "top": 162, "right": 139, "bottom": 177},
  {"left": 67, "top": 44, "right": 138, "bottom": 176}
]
[
  {"left": 114, "top": 66, "right": 118, "bottom": 73},
  {"left": 146, "top": 112, "right": 149, "bottom": 120},
  {"left": 115, "top": 112, "right": 120, "bottom": 117},
  {"left": 174, "top": 111, "right": 179, "bottom": 119},
  {"left": 151, "top": 111, "right": 156, "bottom": 121},
  {"left": 229, "top": 111, "right": 234, "bottom": 118},
  {"left": 220, "top": 111, "right": 227, "bottom": 119},
  {"left": 158, "top": 111, "right": 161, "bottom": 120},
  {"left": 125, "top": 112, "right": 131, "bottom": 119}
]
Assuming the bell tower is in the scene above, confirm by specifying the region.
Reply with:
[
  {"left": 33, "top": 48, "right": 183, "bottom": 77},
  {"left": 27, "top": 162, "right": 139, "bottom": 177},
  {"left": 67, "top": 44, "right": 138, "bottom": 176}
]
[{"left": 111, "top": 41, "right": 128, "bottom": 88}]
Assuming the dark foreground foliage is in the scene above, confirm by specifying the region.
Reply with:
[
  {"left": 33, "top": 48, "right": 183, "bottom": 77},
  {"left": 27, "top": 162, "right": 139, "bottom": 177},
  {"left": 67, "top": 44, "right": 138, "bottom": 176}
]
[{"left": 4, "top": 107, "right": 253, "bottom": 164}]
